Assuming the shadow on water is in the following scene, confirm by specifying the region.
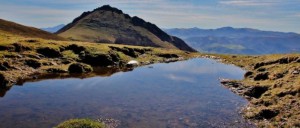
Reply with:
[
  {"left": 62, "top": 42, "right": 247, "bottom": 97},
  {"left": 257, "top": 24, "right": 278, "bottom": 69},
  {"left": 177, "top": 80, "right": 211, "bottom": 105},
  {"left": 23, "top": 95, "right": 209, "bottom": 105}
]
[{"left": 0, "top": 67, "right": 133, "bottom": 98}]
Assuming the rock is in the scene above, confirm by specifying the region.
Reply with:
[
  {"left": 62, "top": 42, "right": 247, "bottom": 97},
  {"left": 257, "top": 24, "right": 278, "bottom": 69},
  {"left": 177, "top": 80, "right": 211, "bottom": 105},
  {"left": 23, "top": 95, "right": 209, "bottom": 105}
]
[
  {"left": 42, "top": 61, "right": 57, "bottom": 66},
  {"left": 26, "top": 39, "right": 38, "bottom": 43},
  {"left": 61, "top": 59, "right": 73, "bottom": 64},
  {"left": 0, "top": 73, "right": 11, "bottom": 88},
  {"left": 24, "top": 54, "right": 42, "bottom": 59},
  {"left": 46, "top": 68, "right": 68, "bottom": 73},
  {"left": 121, "top": 47, "right": 139, "bottom": 58},
  {"left": 244, "top": 71, "right": 253, "bottom": 78},
  {"left": 25, "top": 59, "right": 41, "bottom": 69},
  {"left": 81, "top": 52, "right": 115, "bottom": 66},
  {"left": 254, "top": 72, "right": 269, "bottom": 81},
  {"left": 12, "top": 43, "right": 31, "bottom": 52},
  {"left": 109, "top": 46, "right": 139, "bottom": 58},
  {"left": 278, "top": 56, "right": 299, "bottom": 64},
  {"left": 109, "top": 51, "right": 121, "bottom": 62},
  {"left": 68, "top": 63, "right": 93, "bottom": 73},
  {"left": 158, "top": 53, "right": 179, "bottom": 58},
  {"left": 0, "top": 61, "right": 11, "bottom": 71},
  {"left": 36, "top": 47, "right": 62, "bottom": 58},
  {"left": 270, "top": 72, "right": 285, "bottom": 80},
  {"left": 254, "top": 62, "right": 265, "bottom": 69},
  {"left": 292, "top": 70, "right": 299, "bottom": 75},
  {"left": 0, "top": 45, "right": 14, "bottom": 51},
  {"left": 244, "top": 86, "right": 269, "bottom": 98},
  {"left": 257, "top": 68, "right": 266, "bottom": 72},
  {"left": 253, "top": 109, "right": 279, "bottom": 120},
  {"left": 64, "top": 44, "right": 86, "bottom": 54},
  {"left": 126, "top": 60, "right": 139, "bottom": 67}
]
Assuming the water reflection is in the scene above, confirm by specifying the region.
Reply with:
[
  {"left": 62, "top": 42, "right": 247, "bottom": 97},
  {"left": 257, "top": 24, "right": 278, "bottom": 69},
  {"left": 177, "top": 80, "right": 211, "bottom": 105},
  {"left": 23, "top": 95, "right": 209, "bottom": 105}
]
[{"left": 0, "top": 58, "right": 254, "bottom": 128}]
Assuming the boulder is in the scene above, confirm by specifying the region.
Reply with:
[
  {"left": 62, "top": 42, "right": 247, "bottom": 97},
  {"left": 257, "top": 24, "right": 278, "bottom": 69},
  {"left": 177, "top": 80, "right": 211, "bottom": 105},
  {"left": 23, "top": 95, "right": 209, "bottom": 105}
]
[
  {"left": 109, "top": 46, "right": 139, "bottom": 58},
  {"left": 64, "top": 44, "right": 86, "bottom": 54},
  {"left": 12, "top": 43, "right": 31, "bottom": 52},
  {"left": 252, "top": 109, "right": 279, "bottom": 120},
  {"left": 36, "top": 47, "right": 62, "bottom": 58},
  {"left": 0, "top": 73, "right": 9, "bottom": 87},
  {"left": 244, "top": 71, "right": 253, "bottom": 78},
  {"left": 254, "top": 72, "right": 269, "bottom": 81},
  {"left": 244, "top": 86, "right": 269, "bottom": 98},
  {"left": 0, "top": 61, "right": 11, "bottom": 71},
  {"left": 158, "top": 53, "right": 179, "bottom": 58},
  {"left": 25, "top": 59, "right": 41, "bottom": 69},
  {"left": 126, "top": 60, "right": 139, "bottom": 68},
  {"left": 0, "top": 45, "right": 14, "bottom": 51},
  {"left": 81, "top": 52, "right": 115, "bottom": 66},
  {"left": 68, "top": 63, "right": 93, "bottom": 73}
]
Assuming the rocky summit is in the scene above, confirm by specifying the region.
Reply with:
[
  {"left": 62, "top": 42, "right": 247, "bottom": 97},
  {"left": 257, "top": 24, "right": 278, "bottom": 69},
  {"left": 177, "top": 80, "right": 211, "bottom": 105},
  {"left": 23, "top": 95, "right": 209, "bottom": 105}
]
[{"left": 56, "top": 5, "right": 195, "bottom": 52}]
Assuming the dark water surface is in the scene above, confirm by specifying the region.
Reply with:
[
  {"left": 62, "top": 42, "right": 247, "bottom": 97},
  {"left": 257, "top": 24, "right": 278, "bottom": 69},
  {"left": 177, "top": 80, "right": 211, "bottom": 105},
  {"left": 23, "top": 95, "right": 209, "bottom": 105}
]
[{"left": 0, "top": 58, "right": 253, "bottom": 128}]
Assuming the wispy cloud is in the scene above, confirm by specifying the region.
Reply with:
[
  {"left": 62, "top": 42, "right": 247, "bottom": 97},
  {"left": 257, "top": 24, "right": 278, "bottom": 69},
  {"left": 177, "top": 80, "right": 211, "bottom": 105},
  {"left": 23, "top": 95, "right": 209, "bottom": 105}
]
[
  {"left": 219, "top": 0, "right": 279, "bottom": 6},
  {"left": 165, "top": 74, "right": 195, "bottom": 83},
  {"left": 0, "top": 0, "right": 300, "bottom": 33}
]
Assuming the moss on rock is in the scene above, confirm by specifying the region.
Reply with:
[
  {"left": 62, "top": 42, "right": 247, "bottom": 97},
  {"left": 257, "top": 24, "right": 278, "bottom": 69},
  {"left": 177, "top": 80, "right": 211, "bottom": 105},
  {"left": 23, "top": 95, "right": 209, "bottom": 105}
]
[{"left": 55, "top": 119, "right": 105, "bottom": 128}]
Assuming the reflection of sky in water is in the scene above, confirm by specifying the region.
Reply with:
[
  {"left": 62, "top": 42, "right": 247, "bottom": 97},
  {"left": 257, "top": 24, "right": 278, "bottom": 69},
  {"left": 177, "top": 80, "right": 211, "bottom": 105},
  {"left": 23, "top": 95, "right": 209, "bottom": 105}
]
[{"left": 0, "top": 58, "right": 253, "bottom": 128}]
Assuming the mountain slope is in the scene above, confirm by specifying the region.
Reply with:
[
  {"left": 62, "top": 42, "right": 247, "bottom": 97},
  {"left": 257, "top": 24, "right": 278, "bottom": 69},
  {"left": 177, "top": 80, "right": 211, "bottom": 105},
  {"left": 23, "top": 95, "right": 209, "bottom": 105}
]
[
  {"left": 0, "top": 19, "right": 65, "bottom": 40},
  {"left": 165, "top": 27, "right": 300, "bottom": 54},
  {"left": 41, "top": 24, "right": 65, "bottom": 33},
  {"left": 57, "top": 5, "right": 195, "bottom": 52}
]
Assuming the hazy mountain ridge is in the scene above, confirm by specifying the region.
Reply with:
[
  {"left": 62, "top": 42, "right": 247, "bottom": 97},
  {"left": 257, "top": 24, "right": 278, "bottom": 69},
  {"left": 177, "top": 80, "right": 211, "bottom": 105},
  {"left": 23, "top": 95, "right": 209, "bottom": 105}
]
[
  {"left": 165, "top": 27, "right": 300, "bottom": 54},
  {"left": 41, "top": 24, "right": 65, "bottom": 33},
  {"left": 57, "top": 5, "right": 195, "bottom": 52}
]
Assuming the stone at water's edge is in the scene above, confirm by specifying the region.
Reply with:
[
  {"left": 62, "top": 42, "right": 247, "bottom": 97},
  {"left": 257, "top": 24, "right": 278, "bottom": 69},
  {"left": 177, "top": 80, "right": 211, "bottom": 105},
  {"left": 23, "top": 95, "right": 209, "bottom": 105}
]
[
  {"left": 68, "top": 63, "right": 93, "bottom": 73},
  {"left": 126, "top": 60, "right": 139, "bottom": 68}
]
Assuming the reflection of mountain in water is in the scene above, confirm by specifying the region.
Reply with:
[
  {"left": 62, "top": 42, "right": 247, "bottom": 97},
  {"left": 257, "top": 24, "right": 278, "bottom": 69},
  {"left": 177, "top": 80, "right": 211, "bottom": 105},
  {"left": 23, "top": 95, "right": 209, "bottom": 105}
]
[{"left": 0, "top": 67, "right": 133, "bottom": 97}]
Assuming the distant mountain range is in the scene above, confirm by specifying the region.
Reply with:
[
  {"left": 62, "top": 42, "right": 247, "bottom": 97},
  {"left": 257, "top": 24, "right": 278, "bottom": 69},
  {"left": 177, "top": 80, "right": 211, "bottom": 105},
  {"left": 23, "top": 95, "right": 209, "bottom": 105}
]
[
  {"left": 56, "top": 5, "right": 195, "bottom": 52},
  {"left": 41, "top": 24, "right": 65, "bottom": 33},
  {"left": 165, "top": 27, "right": 300, "bottom": 54}
]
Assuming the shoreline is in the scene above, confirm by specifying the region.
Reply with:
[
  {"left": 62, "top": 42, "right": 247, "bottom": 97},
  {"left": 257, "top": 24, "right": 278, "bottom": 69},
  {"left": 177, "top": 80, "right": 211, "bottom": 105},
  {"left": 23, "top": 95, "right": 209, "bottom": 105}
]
[{"left": 207, "top": 54, "right": 300, "bottom": 127}]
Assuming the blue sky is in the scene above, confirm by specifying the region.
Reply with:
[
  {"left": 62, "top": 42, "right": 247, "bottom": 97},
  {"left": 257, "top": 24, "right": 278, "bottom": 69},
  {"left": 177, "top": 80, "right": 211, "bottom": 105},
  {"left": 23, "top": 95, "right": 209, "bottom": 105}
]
[{"left": 1, "top": 0, "right": 300, "bottom": 33}]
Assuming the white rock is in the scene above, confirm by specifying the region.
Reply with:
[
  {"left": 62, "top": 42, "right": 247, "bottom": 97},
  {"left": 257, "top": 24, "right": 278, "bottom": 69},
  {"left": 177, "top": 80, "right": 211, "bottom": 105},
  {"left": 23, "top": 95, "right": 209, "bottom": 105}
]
[{"left": 126, "top": 60, "right": 139, "bottom": 67}]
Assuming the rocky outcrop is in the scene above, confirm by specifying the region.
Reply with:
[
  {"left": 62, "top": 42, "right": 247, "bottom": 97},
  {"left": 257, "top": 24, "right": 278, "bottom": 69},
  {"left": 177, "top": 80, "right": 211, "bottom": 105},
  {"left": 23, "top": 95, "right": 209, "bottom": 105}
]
[
  {"left": 12, "top": 43, "right": 31, "bottom": 52},
  {"left": 37, "top": 47, "right": 62, "bottom": 58},
  {"left": 0, "top": 61, "right": 12, "bottom": 71},
  {"left": 68, "top": 63, "right": 93, "bottom": 73},
  {"left": 157, "top": 53, "right": 179, "bottom": 58},
  {"left": 254, "top": 56, "right": 299, "bottom": 69},
  {"left": 244, "top": 86, "right": 269, "bottom": 99},
  {"left": 0, "top": 73, "right": 9, "bottom": 87},
  {"left": 65, "top": 44, "right": 86, "bottom": 54},
  {"left": 80, "top": 52, "right": 116, "bottom": 66},
  {"left": 25, "top": 59, "right": 42, "bottom": 69},
  {"left": 253, "top": 72, "right": 269, "bottom": 81}
]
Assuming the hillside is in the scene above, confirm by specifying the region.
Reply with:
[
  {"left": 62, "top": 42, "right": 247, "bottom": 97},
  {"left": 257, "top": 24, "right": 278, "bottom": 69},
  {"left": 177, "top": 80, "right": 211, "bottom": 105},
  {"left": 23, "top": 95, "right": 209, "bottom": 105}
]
[
  {"left": 165, "top": 27, "right": 300, "bottom": 54},
  {"left": 57, "top": 5, "right": 195, "bottom": 52},
  {"left": 0, "top": 19, "right": 65, "bottom": 40}
]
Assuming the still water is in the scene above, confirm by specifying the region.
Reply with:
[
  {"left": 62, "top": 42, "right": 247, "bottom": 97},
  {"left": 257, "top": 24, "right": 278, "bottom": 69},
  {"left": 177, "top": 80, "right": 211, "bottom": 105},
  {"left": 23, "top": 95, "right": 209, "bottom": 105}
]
[{"left": 0, "top": 58, "right": 253, "bottom": 128}]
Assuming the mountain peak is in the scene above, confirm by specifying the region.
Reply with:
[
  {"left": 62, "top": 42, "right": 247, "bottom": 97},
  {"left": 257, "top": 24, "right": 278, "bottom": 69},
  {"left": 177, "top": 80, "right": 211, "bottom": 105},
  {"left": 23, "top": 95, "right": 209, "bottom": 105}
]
[
  {"left": 57, "top": 5, "right": 195, "bottom": 52},
  {"left": 94, "top": 5, "right": 124, "bottom": 14}
]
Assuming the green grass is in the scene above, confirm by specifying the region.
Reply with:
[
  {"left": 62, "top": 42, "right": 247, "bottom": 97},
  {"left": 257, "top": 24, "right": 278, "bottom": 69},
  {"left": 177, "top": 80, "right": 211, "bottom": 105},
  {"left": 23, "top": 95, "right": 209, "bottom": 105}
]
[{"left": 55, "top": 119, "right": 105, "bottom": 128}]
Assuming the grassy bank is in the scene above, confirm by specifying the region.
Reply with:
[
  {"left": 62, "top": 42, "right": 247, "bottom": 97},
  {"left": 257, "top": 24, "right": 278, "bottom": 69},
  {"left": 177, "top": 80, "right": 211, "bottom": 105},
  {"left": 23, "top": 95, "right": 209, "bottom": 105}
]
[
  {"left": 207, "top": 54, "right": 300, "bottom": 127},
  {"left": 0, "top": 32, "right": 195, "bottom": 88}
]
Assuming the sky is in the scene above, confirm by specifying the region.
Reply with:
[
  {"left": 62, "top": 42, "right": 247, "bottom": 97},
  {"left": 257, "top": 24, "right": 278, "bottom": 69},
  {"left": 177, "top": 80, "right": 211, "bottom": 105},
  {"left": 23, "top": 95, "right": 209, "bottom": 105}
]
[{"left": 0, "top": 0, "right": 300, "bottom": 33}]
